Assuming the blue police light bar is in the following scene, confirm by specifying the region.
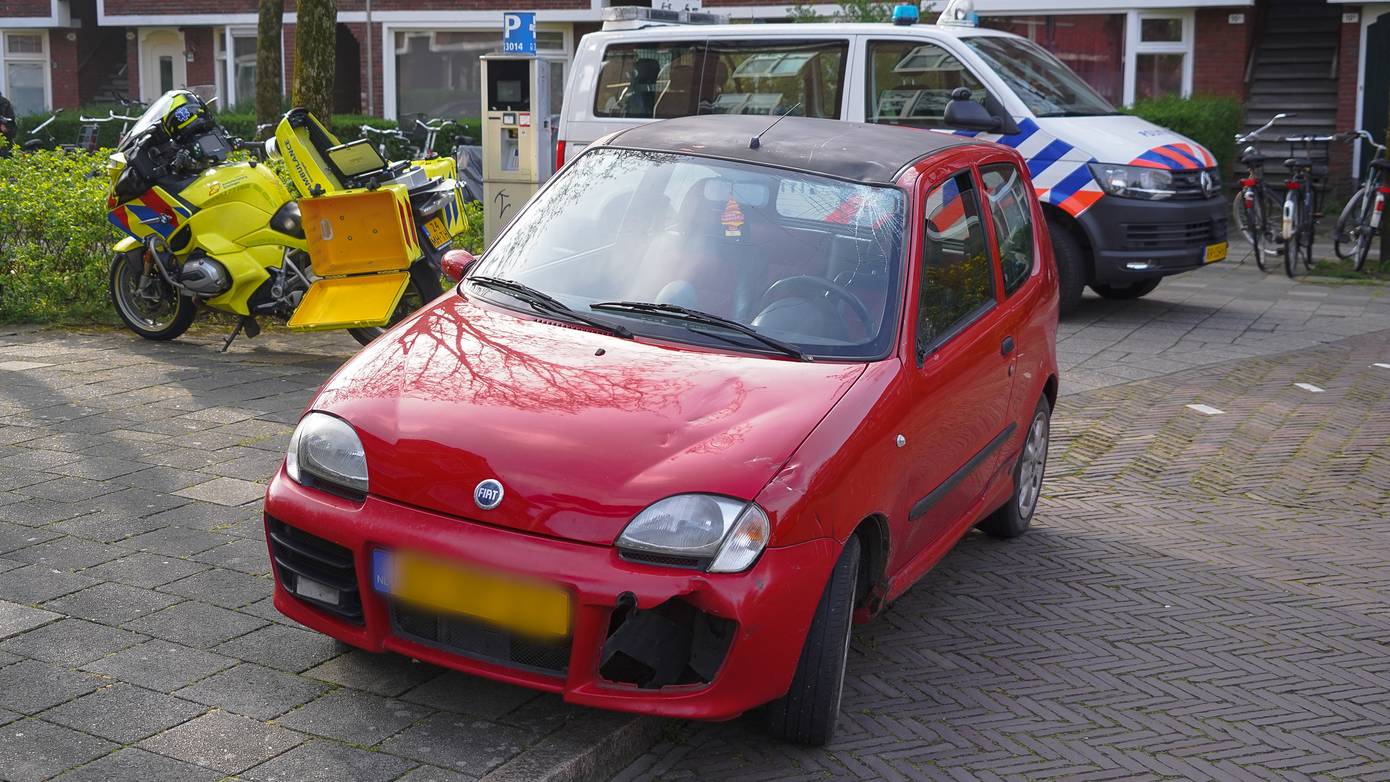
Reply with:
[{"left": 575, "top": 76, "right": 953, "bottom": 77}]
[{"left": 892, "top": 4, "right": 919, "bottom": 25}]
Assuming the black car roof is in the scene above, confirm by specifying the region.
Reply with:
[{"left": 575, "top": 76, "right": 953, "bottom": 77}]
[{"left": 604, "top": 115, "right": 979, "bottom": 185}]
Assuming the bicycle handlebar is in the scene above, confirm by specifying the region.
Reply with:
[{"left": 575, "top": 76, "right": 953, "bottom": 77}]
[
  {"left": 1342, "top": 129, "right": 1387, "bottom": 153},
  {"left": 78, "top": 111, "right": 140, "bottom": 123},
  {"left": 1236, "top": 112, "right": 1296, "bottom": 144},
  {"left": 414, "top": 117, "right": 456, "bottom": 131}
]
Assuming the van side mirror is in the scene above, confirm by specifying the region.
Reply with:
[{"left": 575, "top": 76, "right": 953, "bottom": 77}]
[
  {"left": 441, "top": 249, "right": 477, "bottom": 283},
  {"left": 944, "top": 88, "right": 1006, "bottom": 134}
]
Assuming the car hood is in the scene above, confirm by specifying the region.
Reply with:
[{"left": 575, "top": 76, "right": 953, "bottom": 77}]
[{"left": 313, "top": 293, "right": 867, "bottom": 546}]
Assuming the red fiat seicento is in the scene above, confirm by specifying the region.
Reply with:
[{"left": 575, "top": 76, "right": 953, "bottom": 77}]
[{"left": 265, "top": 114, "right": 1058, "bottom": 745}]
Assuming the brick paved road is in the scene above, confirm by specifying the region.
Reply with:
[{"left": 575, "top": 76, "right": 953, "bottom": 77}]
[
  {"left": 0, "top": 263, "right": 1385, "bottom": 781},
  {"left": 0, "top": 327, "right": 654, "bottom": 782},
  {"left": 618, "top": 329, "right": 1390, "bottom": 781}
]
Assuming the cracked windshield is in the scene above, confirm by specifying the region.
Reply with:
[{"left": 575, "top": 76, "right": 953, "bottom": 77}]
[{"left": 471, "top": 147, "right": 906, "bottom": 359}]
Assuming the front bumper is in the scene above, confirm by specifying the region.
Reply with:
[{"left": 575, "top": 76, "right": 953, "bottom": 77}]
[
  {"left": 1079, "top": 193, "right": 1229, "bottom": 284},
  {"left": 263, "top": 470, "right": 837, "bottom": 721}
]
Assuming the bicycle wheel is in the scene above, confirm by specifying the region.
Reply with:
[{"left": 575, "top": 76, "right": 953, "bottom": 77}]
[
  {"left": 1333, "top": 185, "right": 1369, "bottom": 261},
  {"left": 1232, "top": 190, "right": 1262, "bottom": 263},
  {"left": 1284, "top": 193, "right": 1310, "bottom": 278}
]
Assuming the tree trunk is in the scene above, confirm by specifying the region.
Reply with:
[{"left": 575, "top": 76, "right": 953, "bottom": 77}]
[
  {"left": 255, "top": 0, "right": 284, "bottom": 126},
  {"left": 293, "top": 0, "right": 338, "bottom": 123}
]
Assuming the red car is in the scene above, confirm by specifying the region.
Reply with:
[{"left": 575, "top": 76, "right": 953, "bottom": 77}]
[{"left": 265, "top": 114, "right": 1059, "bottom": 745}]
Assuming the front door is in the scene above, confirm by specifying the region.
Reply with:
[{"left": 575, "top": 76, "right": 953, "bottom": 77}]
[
  {"left": 893, "top": 163, "right": 1016, "bottom": 573},
  {"left": 140, "top": 28, "right": 187, "bottom": 103}
]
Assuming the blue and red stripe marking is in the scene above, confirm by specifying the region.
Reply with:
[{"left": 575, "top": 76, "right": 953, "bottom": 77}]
[{"left": 1130, "top": 142, "right": 1214, "bottom": 170}]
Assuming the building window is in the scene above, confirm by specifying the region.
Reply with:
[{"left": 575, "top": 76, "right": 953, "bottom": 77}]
[
  {"left": 393, "top": 27, "right": 567, "bottom": 120},
  {"left": 1134, "top": 13, "right": 1191, "bottom": 101},
  {"left": 214, "top": 29, "right": 259, "bottom": 111},
  {"left": 2, "top": 31, "right": 49, "bottom": 117}
]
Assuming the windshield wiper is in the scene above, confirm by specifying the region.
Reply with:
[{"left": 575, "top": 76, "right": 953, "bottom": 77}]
[
  {"left": 468, "top": 276, "right": 633, "bottom": 339},
  {"left": 590, "top": 301, "right": 811, "bottom": 362}
]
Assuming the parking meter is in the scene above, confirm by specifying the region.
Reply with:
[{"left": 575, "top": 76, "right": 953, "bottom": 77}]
[{"left": 481, "top": 53, "right": 563, "bottom": 244}]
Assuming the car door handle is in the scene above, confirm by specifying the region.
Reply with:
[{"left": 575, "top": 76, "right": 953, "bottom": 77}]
[{"left": 1001, "top": 336, "right": 1015, "bottom": 357}]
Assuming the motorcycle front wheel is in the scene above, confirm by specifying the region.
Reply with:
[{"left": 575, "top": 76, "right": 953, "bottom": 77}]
[
  {"left": 346, "top": 261, "right": 444, "bottom": 347},
  {"left": 109, "top": 250, "right": 196, "bottom": 341}
]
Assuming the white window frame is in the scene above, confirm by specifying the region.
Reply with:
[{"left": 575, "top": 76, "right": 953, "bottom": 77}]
[
  {"left": 1124, "top": 10, "right": 1194, "bottom": 105},
  {"left": 381, "top": 22, "right": 574, "bottom": 120},
  {"left": 1, "top": 29, "right": 53, "bottom": 116}
]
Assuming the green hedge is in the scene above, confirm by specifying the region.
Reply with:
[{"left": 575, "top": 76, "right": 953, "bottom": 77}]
[
  {"left": 0, "top": 149, "right": 116, "bottom": 323},
  {"left": 0, "top": 146, "right": 485, "bottom": 324},
  {"left": 1125, "top": 95, "right": 1244, "bottom": 176},
  {"left": 13, "top": 106, "right": 482, "bottom": 155}
]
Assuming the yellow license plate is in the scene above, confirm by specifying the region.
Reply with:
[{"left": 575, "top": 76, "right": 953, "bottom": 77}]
[
  {"left": 372, "top": 550, "right": 570, "bottom": 639},
  {"left": 423, "top": 217, "right": 450, "bottom": 248},
  {"left": 1205, "top": 241, "right": 1228, "bottom": 263}
]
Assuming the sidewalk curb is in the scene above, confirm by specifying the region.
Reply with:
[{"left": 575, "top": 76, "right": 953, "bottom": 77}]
[{"left": 482, "top": 713, "right": 664, "bottom": 782}]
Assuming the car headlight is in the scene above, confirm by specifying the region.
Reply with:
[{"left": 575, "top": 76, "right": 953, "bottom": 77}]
[
  {"left": 286, "top": 412, "right": 368, "bottom": 495},
  {"left": 1088, "top": 162, "right": 1175, "bottom": 200},
  {"left": 616, "top": 494, "right": 770, "bottom": 574}
]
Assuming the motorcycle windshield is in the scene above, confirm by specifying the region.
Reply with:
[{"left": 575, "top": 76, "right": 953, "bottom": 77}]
[{"left": 119, "top": 92, "right": 179, "bottom": 153}]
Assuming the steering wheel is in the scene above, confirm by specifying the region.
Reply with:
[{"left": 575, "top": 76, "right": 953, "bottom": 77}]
[{"left": 755, "top": 276, "right": 873, "bottom": 333}]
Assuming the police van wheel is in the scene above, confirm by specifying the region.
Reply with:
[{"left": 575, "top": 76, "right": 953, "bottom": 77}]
[
  {"left": 1048, "top": 220, "right": 1086, "bottom": 316},
  {"left": 1091, "top": 278, "right": 1161, "bottom": 300}
]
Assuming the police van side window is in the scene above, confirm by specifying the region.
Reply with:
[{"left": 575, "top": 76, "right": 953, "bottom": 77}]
[
  {"left": 594, "top": 43, "right": 704, "bottom": 119},
  {"left": 866, "top": 40, "right": 986, "bottom": 128},
  {"left": 980, "top": 163, "right": 1034, "bottom": 295},
  {"left": 593, "top": 40, "right": 847, "bottom": 120}
]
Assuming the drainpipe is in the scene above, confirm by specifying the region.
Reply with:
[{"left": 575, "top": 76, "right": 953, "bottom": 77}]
[{"left": 366, "top": 0, "right": 375, "bottom": 115}]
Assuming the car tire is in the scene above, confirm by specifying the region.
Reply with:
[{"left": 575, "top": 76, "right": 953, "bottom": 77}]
[
  {"left": 979, "top": 395, "right": 1051, "bottom": 539},
  {"left": 1090, "top": 278, "right": 1160, "bottom": 300},
  {"left": 1047, "top": 220, "right": 1086, "bottom": 316},
  {"left": 765, "top": 534, "right": 860, "bottom": 747}
]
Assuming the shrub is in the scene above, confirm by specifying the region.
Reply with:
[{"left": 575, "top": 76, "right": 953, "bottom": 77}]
[
  {"left": 0, "top": 149, "right": 116, "bottom": 323},
  {"left": 1125, "top": 94, "right": 1243, "bottom": 176}
]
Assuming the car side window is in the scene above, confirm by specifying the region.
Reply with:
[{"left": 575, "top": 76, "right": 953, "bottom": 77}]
[
  {"left": 866, "top": 40, "right": 987, "bottom": 128},
  {"left": 979, "top": 163, "right": 1035, "bottom": 295},
  {"left": 918, "top": 171, "right": 996, "bottom": 355}
]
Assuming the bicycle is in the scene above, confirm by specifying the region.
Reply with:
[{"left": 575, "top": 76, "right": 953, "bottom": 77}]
[
  {"left": 1281, "top": 133, "right": 1335, "bottom": 278},
  {"left": 359, "top": 123, "right": 411, "bottom": 160},
  {"left": 75, "top": 110, "right": 141, "bottom": 151},
  {"left": 1332, "top": 130, "right": 1389, "bottom": 272},
  {"left": 1233, "top": 113, "right": 1293, "bottom": 272}
]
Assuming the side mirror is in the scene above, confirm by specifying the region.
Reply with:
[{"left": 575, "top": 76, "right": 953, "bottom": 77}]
[
  {"left": 440, "top": 249, "right": 477, "bottom": 283},
  {"left": 943, "top": 88, "right": 1002, "bottom": 133}
]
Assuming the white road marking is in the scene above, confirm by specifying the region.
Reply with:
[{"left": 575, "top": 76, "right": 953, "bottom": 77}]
[
  {"left": 1373, "top": 363, "right": 1390, "bottom": 370},
  {"left": 1186, "top": 404, "right": 1225, "bottom": 415},
  {"left": 1294, "top": 383, "right": 1325, "bottom": 393},
  {"left": 0, "top": 361, "right": 52, "bottom": 371}
]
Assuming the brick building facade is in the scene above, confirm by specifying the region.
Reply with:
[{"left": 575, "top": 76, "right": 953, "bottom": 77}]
[{"left": 1, "top": 0, "right": 1384, "bottom": 180}]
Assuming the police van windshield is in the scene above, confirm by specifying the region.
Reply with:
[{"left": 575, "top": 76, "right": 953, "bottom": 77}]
[
  {"left": 472, "top": 148, "right": 905, "bottom": 360},
  {"left": 961, "top": 35, "right": 1118, "bottom": 117}
]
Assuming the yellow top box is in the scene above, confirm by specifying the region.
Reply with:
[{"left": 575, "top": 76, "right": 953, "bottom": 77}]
[{"left": 301, "top": 186, "right": 421, "bottom": 277}]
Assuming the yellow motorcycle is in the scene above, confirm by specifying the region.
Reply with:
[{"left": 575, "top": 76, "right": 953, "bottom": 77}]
[{"left": 103, "top": 91, "right": 470, "bottom": 349}]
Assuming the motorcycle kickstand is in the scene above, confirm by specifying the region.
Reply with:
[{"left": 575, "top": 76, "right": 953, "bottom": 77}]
[{"left": 220, "top": 316, "right": 261, "bottom": 352}]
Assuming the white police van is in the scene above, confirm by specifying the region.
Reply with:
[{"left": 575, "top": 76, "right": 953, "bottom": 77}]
[{"left": 558, "top": 3, "right": 1228, "bottom": 314}]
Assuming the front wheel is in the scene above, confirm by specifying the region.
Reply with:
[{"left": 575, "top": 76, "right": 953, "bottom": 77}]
[
  {"left": 1232, "top": 190, "right": 1268, "bottom": 270},
  {"left": 1090, "top": 278, "right": 1160, "bottom": 300},
  {"left": 1284, "top": 195, "right": 1311, "bottom": 279},
  {"left": 1335, "top": 186, "right": 1377, "bottom": 271},
  {"left": 346, "top": 261, "right": 444, "bottom": 346},
  {"left": 765, "top": 534, "right": 860, "bottom": 746},
  {"left": 108, "top": 250, "right": 196, "bottom": 341},
  {"left": 1046, "top": 220, "right": 1086, "bottom": 317}
]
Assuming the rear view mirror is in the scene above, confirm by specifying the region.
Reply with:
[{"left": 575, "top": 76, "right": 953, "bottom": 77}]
[
  {"left": 943, "top": 88, "right": 1002, "bottom": 133},
  {"left": 441, "top": 249, "right": 477, "bottom": 283}
]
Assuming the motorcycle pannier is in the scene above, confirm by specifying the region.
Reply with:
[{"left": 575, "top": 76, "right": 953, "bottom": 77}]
[{"left": 288, "top": 186, "right": 423, "bottom": 331}]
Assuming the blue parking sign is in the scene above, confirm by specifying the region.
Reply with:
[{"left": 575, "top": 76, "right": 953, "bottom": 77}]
[{"left": 502, "top": 12, "right": 537, "bottom": 54}]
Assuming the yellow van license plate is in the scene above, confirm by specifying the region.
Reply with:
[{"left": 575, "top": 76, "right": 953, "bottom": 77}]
[
  {"left": 1205, "top": 242, "right": 1228, "bottom": 263},
  {"left": 423, "top": 217, "right": 450, "bottom": 248},
  {"left": 372, "top": 550, "right": 570, "bottom": 639}
]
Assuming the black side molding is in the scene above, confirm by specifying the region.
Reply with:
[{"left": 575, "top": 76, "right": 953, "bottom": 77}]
[{"left": 909, "top": 423, "right": 1018, "bottom": 521}]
